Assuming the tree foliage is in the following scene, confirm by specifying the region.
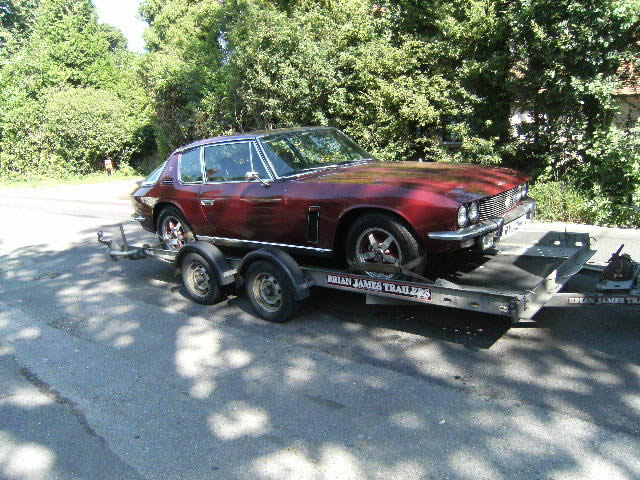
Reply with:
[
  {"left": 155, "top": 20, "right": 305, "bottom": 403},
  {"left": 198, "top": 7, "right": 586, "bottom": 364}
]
[
  {"left": 504, "top": 0, "right": 640, "bottom": 222},
  {"left": 0, "top": 0, "right": 40, "bottom": 61},
  {"left": 140, "top": 0, "right": 512, "bottom": 163},
  {"left": 0, "top": 0, "right": 152, "bottom": 178},
  {"left": 1, "top": 0, "right": 639, "bottom": 225}
]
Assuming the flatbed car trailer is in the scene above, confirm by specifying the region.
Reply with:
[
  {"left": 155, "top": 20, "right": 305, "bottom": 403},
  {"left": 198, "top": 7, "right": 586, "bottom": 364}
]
[{"left": 97, "top": 225, "right": 640, "bottom": 325}]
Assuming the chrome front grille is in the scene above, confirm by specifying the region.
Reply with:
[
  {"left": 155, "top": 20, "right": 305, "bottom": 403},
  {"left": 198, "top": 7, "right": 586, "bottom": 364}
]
[{"left": 478, "top": 187, "right": 520, "bottom": 221}]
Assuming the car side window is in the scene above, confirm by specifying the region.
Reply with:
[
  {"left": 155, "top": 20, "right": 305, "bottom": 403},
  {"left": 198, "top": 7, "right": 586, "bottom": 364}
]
[
  {"left": 180, "top": 148, "right": 203, "bottom": 183},
  {"left": 141, "top": 160, "right": 167, "bottom": 186},
  {"left": 204, "top": 142, "right": 268, "bottom": 182}
]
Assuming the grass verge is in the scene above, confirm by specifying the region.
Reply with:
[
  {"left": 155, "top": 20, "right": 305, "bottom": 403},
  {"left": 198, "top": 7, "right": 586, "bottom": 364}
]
[{"left": 0, "top": 171, "right": 143, "bottom": 189}]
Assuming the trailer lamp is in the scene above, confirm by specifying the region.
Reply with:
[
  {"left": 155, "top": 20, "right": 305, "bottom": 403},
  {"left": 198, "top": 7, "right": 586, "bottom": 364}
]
[
  {"left": 457, "top": 205, "right": 468, "bottom": 228},
  {"left": 468, "top": 202, "right": 479, "bottom": 223}
]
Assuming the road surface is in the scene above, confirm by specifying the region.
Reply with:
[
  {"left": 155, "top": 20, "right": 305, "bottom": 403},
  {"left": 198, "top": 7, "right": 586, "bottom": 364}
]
[{"left": 1, "top": 182, "right": 639, "bottom": 479}]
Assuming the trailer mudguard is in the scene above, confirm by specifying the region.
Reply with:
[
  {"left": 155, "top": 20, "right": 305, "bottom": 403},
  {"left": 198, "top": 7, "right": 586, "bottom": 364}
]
[
  {"left": 175, "top": 241, "right": 236, "bottom": 286},
  {"left": 236, "top": 247, "right": 310, "bottom": 301}
]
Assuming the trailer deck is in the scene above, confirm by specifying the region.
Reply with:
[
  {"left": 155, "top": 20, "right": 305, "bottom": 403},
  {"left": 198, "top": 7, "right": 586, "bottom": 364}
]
[{"left": 97, "top": 225, "right": 639, "bottom": 325}]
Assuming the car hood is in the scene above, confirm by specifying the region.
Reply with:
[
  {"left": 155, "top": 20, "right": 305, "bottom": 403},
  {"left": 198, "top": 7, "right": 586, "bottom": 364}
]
[{"left": 299, "top": 161, "right": 529, "bottom": 203}]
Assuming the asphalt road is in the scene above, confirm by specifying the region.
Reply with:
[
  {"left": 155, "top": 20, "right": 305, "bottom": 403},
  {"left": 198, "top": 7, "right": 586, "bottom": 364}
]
[{"left": 1, "top": 182, "right": 639, "bottom": 480}]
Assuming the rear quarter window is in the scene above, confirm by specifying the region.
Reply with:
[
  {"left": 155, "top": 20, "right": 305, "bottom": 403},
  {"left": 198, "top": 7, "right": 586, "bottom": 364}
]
[
  {"left": 141, "top": 160, "right": 167, "bottom": 186},
  {"left": 180, "top": 148, "right": 203, "bottom": 183}
]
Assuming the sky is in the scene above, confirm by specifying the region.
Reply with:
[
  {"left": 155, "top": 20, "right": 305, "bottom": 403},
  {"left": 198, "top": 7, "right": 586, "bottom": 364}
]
[{"left": 94, "top": 0, "right": 146, "bottom": 53}]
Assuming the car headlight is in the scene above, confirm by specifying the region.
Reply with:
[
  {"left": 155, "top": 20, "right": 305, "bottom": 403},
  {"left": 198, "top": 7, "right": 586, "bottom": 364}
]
[
  {"left": 457, "top": 205, "right": 468, "bottom": 228},
  {"left": 468, "top": 201, "right": 479, "bottom": 223},
  {"left": 524, "top": 182, "right": 529, "bottom": 198}
]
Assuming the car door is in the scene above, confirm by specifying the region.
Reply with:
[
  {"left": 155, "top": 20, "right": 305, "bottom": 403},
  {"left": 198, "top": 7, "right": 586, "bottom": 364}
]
[{"left": 198, "top": 140, "right": 292, "bottom": 244}]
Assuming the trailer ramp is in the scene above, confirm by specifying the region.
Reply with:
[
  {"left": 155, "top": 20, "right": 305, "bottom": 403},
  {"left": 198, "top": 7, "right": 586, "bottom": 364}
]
[{"left": 315, "top": 230, "right": 596, "bottom": 324}]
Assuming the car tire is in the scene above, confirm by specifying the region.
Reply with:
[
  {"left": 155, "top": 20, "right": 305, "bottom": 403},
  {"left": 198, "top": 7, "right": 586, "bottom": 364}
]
[
  {"left": 180, "top": 252, "right": 221, "bottom": 305},
  {"left": 157, "top": 206, "right": 194, "bottom": 251},
  {"left": 345, "top": 212, "right": 426, "bottom": 279},
  {"left": 245, "top": 260, "right": 298, "bottom": 323}
]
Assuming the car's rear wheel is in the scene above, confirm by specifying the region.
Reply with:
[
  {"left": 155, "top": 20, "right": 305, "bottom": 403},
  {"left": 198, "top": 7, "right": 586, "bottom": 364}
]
[
  {"left": 157, "top": 207, "right": 194, "bottom": 251},
  {"left": 345, "top": 212, "right": 425, "bottom": 279}
]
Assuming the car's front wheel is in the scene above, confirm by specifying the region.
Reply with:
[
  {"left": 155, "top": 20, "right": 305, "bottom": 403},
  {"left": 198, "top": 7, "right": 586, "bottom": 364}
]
[{"left": 345, "top": 212, "right": 425, "bottom": 279}]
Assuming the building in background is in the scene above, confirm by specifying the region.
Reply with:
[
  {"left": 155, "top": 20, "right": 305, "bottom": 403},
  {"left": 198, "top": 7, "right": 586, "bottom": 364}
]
[{"left": 615, "top": 62, "right": 640, "bottom": 129}]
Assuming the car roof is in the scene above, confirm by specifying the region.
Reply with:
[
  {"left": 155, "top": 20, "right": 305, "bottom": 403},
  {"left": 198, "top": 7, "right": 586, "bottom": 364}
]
[{"left": 171, "top": 126, "right": 334, "bottom": 155}]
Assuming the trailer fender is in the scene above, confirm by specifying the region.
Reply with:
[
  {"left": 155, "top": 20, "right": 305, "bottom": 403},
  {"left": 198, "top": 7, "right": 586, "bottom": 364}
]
[
  {"left": 237, "top": 247, "right": 310, "bottom": 301},
  {"left": 175, "top": 241, "right": 235, "bottom": 286}
]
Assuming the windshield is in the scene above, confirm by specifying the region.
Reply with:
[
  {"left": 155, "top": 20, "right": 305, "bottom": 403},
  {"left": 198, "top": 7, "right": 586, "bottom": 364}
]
[{"left": 259, "top": 128, "right": 374, "bottom": 177}]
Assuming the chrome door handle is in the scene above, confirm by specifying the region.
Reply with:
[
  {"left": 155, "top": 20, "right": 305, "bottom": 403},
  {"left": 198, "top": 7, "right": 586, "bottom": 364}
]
[{"left": 201, "top": 199, "right": 215, "bottom": 206}]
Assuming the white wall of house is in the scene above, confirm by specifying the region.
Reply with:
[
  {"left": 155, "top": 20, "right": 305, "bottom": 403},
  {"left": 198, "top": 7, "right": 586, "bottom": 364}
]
[
  {"left": 616, "top": 95, "right": 640, "bottom": 128},
  {"left": 511, "top": 97, "right": 640, "bottom": 134}
]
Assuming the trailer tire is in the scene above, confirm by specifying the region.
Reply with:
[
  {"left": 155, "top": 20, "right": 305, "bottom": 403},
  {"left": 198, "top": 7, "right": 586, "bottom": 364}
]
[
  {"left": 245, "top": 260, "right": 297, "bottom": 323},
  {"left": 181, "top": 252, "right": 221, "bottom": 305}
]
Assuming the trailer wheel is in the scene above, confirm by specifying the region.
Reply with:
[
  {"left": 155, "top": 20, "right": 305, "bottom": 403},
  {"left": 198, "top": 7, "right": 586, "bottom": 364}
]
[
  {"left": 181, "top": 252, "right": 221, "bottom": 305},
  {"left": 245, "top": 260, "right": 297, "bottom": 323}
]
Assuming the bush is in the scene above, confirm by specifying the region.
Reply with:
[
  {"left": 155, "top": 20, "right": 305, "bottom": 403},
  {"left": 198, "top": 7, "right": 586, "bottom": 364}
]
[
  {"left": 530, "top": 181, "right": 640, "bottom": 227},
  {"left": 581, "top": 123, "right": 640, "bottom": 207},
  {"left": 0, "top": 0, "right": 154, "bottom": 181},
  {"left": 42, "top": 87, "right": 145, "bottom": 175},
  {"left": 0, "top": 87, "right": 149, "bottom": 179}
]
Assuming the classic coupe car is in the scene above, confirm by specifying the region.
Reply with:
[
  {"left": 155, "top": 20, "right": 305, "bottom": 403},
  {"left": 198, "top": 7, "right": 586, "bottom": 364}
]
[{"left": 131, "top": 127, "right": 535, "bottom": 278}]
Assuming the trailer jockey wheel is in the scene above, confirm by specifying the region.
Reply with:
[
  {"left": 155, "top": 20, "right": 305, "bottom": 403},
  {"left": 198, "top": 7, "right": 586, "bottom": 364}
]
[
  {"left": 181, "top": 253, "right": 221, "bottom": 305},
  {"left": 245, "top": 260, "right": 298, "bottom": 323}
]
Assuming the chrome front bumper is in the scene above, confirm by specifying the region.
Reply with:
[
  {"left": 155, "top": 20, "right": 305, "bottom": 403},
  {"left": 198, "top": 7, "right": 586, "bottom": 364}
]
[{"left": 428, "top": 198, "right": 536, "bottom": 241}]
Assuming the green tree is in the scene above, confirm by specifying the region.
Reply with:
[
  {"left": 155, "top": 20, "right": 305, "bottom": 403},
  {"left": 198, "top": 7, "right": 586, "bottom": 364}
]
[
  {"left": 0, "top": 0, "right": 40, "bottom": 60},
  {"left": 0, "top": 0, "right": 153, "bottom": 178},
  {"left": 140, "top": 0, "right": 503, "bottom": 162},
  {"left": 504, "top": 0, "right": 640, "bottom": 222},
  {"left": 506, "top": 0, "right": 639, "bottom": 171},
  {"left": 138, "top": 0, "right": 224, "bottom": 155}
]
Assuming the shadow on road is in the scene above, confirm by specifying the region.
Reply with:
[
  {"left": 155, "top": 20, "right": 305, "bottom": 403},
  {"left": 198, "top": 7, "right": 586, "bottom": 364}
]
[{"left": 1, "top": 222, "right": 639, "bottom": 479}]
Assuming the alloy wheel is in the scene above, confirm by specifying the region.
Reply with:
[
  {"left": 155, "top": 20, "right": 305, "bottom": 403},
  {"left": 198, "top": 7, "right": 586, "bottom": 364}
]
[
  {"left": 355, "top": 227, "right": 403, "bottom": 279},
  {"left": 161, "top": 216, "right": 187, "bottom": 251}
]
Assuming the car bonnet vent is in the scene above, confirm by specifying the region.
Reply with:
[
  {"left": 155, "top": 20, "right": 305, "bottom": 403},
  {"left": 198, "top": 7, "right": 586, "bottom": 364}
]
[{"left": 161, "top": 179, "right": 174, "bottom": 185}]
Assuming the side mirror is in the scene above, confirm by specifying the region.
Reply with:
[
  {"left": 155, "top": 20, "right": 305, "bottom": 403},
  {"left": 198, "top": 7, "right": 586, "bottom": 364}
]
[{"left": 246, "top": 171, "right": 271, "bottom": 187}]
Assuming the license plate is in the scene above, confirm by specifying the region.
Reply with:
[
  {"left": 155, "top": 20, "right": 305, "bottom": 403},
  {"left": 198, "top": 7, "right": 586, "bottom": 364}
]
[{"left": 501, "top": 215, "right": 528, "bottom": 239}]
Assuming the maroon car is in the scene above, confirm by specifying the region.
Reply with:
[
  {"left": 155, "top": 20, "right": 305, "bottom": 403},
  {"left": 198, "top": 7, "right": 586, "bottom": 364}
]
[{"left": 131, "top": 127, "right": 535, "bottom": 278}]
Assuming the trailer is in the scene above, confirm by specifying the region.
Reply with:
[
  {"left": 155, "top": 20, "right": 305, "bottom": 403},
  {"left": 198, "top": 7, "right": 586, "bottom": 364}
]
[{"left": 97, "top": 225, "right": 639, "bottom": 325}]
